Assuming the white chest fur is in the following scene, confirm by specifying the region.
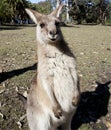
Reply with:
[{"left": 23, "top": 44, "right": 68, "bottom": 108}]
[{"left": 45, "top": 52, "right": 77, "bottom": 112}]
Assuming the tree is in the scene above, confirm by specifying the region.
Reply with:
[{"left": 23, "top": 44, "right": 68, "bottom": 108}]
[
  {"left": 97, "top": 0, "right": 110, "bottom": 24},
  {"left": 15, "top": 0, "right": 30, "bottom": 23},
  {"left": 0, "top": 0, "right": 12, "bottom": 24},
  {"left": 69, "top": 0, "right": 86, "bottom": 24},
  {"left": 106, "top": 2, "right": 111, "bottom": 22},
  {"left": 0, "top": 0, "right": 30, "bottom": 24},
  {"left": 8, "top": 0, "right": 29, "bottom": 23},
  {"left": 69, "top": 0, "right": 111, "bottom": 24},
  {"left": 85, "top": 1, "right": 98, "bottom": 23},
  {"left": 34, "top": 0, "right": 51, "bottom": 14}
]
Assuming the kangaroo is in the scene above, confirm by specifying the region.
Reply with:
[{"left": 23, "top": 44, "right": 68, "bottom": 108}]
[{"left": 25, "top": 4, "right": 80, "bottom": 130}]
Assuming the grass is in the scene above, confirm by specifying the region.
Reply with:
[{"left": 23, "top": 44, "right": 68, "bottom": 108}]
[{"left": 0, "top": 25, "right": 111, "bottom": 130}]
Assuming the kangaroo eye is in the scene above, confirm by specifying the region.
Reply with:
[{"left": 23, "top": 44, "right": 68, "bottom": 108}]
[
  {"left": 40, "top": 23, "right": 45, "bottom": 28},
  {"left": 55, "top": 21, "right": 60, "bottom": 26}
]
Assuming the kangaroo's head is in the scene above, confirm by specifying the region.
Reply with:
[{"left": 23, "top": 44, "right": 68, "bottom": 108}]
[{"left": 25, "top": 5, "right": 64, "bottom": 45}]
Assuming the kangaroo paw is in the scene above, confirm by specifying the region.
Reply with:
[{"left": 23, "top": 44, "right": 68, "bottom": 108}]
[{"left": 53, "top": 105, "right": 62, "bottom": 119}]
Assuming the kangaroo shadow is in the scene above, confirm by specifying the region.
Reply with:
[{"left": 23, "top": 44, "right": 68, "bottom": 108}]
[
  {"left": 0, "top": 63, "right": 37, "bottom": 83},
  {"left": 72, "top": 81, "right": 111, "bottom": 129}
]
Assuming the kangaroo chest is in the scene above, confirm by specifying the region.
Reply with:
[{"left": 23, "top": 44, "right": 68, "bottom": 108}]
[
  {"left": 47, "top": 53, "right": 75, "bottom": 77},
  {"left": 46, "top": 53, "right": 77, "bottom": 111}
]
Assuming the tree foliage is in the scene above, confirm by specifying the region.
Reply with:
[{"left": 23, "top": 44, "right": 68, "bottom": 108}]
[
  {"left": 30, "top": 0, "right": 51, "bottom": 15},
  {"left": 0, "top": 0, "right": 30, "bottom": 24},
  {"left": 0, "top": 0, "right": 52, "bottom": 24},
  {"left": 0, "top": 0, "right": 111, "bottom": 25},
  {"left": 69, "top": 0, "right": 111, "bottom": 24},
  {"left": 0, "top": 0, "right": 12, "bottom": 24}
]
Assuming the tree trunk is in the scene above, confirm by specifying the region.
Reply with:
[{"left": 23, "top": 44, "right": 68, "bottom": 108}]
[
  {"left": 99, "top": 0, "right": 105, "bottom": 25},
  {"left": 56, "top": 0, "right": 60, "bottom": 8},
  {"left": 66, "top": 0, "right": 70, "bottom": 22},
  {"left": 0, "top": 18, "right": 2, "bottom": 25}
]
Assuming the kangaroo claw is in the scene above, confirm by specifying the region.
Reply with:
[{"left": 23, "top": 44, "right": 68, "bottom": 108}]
[{"left": 53, "top": 105, "right": 62, "bottom": 119}]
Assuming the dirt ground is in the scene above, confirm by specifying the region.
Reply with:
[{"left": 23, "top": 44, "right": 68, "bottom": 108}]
[{"left": 0, "top": 25, "right": 111, "bottom": 130}]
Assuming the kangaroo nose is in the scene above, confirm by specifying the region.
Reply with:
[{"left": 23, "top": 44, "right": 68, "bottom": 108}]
[
  {"left": 49, "top": 31, "right": 53, "bottom": 35},
  {"left": 49, "top": 30, "right": 57, "bottom": 36}
]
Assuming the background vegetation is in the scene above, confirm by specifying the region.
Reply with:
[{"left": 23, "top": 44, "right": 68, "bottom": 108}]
[
  {"left": 69, "top": 0, "right": 111, "bottom": 25},
  {"left": 0, "top": 0, "right": 111, "bottom": 25}
]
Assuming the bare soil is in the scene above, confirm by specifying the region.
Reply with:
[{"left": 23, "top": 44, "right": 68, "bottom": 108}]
[{"left": 0, "top": 25, "right": 111, "bottom": 130}]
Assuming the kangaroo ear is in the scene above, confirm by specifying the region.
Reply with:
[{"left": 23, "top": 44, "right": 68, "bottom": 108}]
[
  {"left": 25, "top": 8, "right": 42, "bottom": 24},
  {"left": 50, "top": 4, "right": 64, "bottom": 18}
]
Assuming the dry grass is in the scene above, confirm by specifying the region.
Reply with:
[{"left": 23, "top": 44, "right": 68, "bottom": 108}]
[{"left": 0, "top": 25, "right": 111, "bottom": 130}]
